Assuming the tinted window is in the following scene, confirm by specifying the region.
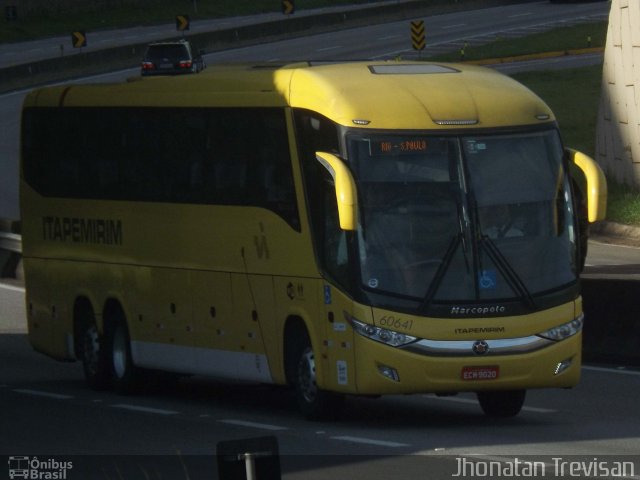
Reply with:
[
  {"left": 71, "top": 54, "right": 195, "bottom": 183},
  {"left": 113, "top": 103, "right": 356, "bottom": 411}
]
[
  {"left": 145, "top": 44, "right": 189, "bottom": 60},
  {"left": 22, "top": 107, "right": 299, "bottom": 229}
]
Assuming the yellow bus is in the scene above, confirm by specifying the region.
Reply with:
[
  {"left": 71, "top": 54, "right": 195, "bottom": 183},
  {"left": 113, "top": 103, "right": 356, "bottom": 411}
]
[{"left": 20, "top": 61, "right": 606, "bottom": 419}]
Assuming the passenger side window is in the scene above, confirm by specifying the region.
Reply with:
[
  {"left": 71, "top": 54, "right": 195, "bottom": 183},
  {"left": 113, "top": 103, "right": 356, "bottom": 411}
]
[{"left": 22, "top": 107, "right": 301, "bottom": 230}]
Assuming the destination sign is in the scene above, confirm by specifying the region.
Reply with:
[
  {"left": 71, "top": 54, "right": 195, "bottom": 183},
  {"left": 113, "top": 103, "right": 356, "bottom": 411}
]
[{"left": 371, "top": 138, "right": 429, "bottom": 156}]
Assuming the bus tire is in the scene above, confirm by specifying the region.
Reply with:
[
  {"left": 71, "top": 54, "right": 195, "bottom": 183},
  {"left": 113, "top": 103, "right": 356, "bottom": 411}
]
[
  {"left": 291, "top": 335, "right": 344, "bottom": 420},
  {"left": 476, "top": 389, "right": 526, "bottom": 418},
  {"left": 81, "top": 321, "right": 111, "bottom": 390},
  {"left": 110, "top": 319, "right": 142, "bottom": 394}
]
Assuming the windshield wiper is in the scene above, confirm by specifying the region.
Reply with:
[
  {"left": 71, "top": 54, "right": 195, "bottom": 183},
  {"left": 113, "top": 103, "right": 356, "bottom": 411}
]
[
  {"left": 468, "top": 192, "right": 536, "bottom": 310},
  {"left": 480, "top": 235, "right": 536, "bottom": 310},
  {"left": 419, "top": 205, "right": 537, "bottom": 313},
  {"left": 419, "top": 233, "right": 461, "bottom": 311}
]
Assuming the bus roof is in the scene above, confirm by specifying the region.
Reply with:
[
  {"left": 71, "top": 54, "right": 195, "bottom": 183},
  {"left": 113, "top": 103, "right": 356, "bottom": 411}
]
[{"left": 24, "top": 61, "right": 555, "bottom": 130}]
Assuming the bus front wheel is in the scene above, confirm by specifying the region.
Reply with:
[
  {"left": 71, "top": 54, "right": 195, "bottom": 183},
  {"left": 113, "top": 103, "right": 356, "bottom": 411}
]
[
  {"left": 476, "top": 389, "right": 526, "bottom": 418},
  {"left": 292, "top": 338, "right": 344, "bottom": 420}
]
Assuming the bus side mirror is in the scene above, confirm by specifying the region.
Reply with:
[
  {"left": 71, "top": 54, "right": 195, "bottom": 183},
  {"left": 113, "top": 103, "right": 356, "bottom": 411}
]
[
  {"left": 566, "top": 148, "right": 607, "bottom": 223},
  {"left": 315, "top": 152, "right": 358, "bottom": 231}
]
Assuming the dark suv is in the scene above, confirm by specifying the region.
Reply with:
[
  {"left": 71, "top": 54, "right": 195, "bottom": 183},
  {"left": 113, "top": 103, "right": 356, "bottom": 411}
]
[{"left": 141, "top": 40, "right": 206, "bottom": 76}]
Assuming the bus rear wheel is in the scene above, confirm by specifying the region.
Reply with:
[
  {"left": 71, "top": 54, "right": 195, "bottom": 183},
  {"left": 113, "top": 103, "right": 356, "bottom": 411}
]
[
  {"left": 110, "top": 320, "right": 142, "bottom": 394},
  {"left": 81, "top": 322, "right": 111, "bottom": 390},
  {"left": 292, "top": 338, "right": 343, "bottom": 420},
  {"left": 476, "top": 389, "right": 526, "bottom": 418}
]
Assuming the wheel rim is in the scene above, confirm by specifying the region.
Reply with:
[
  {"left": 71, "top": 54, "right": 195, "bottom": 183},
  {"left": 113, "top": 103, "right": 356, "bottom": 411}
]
[
  {"left": 83, "top": 325, "right": 100, "bottom": 376},
  {"left": 112, "top": 325, "right": 127, "bottom": 379},
  {"left": 297, "top": 347, "right": 318, "bottom": 404}
]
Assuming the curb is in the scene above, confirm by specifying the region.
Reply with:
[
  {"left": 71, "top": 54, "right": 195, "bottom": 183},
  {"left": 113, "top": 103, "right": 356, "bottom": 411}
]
[
  {"left": 589, "top": 220, "right": 640, "bottom": 246},
  {"left": 463, "top": 47, "right": 605, "bottom": 66}
]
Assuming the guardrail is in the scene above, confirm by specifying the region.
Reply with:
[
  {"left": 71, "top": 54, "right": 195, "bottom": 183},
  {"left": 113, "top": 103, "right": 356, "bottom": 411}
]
[
  {"left": 0, "top": 219, "right": 21, "bottom": 278},
  {"left": 0, "top": 231, "right": 21, "bottom": 253}
]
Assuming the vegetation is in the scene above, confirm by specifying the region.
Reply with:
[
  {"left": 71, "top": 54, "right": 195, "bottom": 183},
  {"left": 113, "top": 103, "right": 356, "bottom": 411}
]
[
  {"left": 512, "top": 65, "right": 601, "bottom": 157},
  {"left": 430, "top": 22, "right": 608, "bottom": 62},
  {"left": 429, "top": 20, "right": 639, "bottom": 227},
  {"left": 510, "top": 65, "right": 640, "bottom": 226},
  {"left": 604, "top": 182, "right": 640, "bottom": 226}
]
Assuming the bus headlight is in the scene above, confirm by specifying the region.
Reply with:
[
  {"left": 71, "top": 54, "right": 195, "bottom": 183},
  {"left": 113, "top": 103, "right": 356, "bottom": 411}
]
[
  {"left": 537, "top": 314, "right": 584, "bottom": 341},
  {"left": 349, "top": 317, "right": 417, "bottom": 347}
]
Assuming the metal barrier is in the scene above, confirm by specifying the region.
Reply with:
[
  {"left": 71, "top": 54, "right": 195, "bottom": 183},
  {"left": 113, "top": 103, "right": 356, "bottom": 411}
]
[
  {"left": 0, "top": 218, "right": 21, "bottom": 278},
  {"left": 0, "top": 230, "right": 21, "bottom": 252}
]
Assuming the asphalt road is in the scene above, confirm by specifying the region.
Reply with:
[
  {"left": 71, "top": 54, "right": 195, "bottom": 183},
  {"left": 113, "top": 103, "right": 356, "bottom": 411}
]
[
  {"left": 0, "top": 1, "right": 608, "bottom": 69},
  {"left": 1, "top": 239, "right": 639, "bottom": 476},
  {"left": 3, "top": 4, "right": 637, "bottom": 476},
  {"left": 1, "top": 331, "right": 639, "bottom": 479},
  {"left": 583, "top": 239, "right": 640, "bottom": 280}
]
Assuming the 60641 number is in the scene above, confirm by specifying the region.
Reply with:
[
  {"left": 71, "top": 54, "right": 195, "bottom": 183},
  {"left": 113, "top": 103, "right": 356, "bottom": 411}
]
[{"left": 378, "top": 315, "right": 413, "bottom": 331}]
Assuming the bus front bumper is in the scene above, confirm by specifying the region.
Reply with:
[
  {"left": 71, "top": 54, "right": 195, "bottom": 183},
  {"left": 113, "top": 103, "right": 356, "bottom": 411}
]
[{"left": 351, "top": 332, "right": 582, "bottom": 395}]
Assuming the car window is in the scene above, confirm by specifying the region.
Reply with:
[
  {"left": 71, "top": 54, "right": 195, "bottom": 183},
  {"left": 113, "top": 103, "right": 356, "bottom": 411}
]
[{"left": 146, "top": 45, "right": 188, "bottom": 60}]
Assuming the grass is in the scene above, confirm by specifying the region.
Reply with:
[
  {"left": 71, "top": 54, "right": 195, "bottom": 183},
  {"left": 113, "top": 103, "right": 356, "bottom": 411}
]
[
  {"left": 432, "top": 19, "right": 638, "bottom": 227},
  {"left": 430, "top": 21, "right": 608, "bottom": 62},
  {"left": 512, "top": 65, "right": 602, "bottom": 157},
  {"left": 509, "top": 63, "right": 640, "bottom": 227},
  {"left": 604, "top": 182, "right": 640, "bottom": 226},
  {"left": 511, "top": 65, "right": 640, "bottom": 226},
  {"left": 513, "top": 67, "right": 640, "bottom": 227}
]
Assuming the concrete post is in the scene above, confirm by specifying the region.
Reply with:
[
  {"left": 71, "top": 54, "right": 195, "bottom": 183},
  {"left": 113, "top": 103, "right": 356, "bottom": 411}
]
[{"left": 595, "top": 0, "right": 640, "bottom": 188}]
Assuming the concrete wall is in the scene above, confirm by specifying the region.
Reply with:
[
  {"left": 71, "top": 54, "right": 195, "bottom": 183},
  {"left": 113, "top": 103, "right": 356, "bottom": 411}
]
[{"left": 595, "top": 0, "right": 640, "bottom": 187}]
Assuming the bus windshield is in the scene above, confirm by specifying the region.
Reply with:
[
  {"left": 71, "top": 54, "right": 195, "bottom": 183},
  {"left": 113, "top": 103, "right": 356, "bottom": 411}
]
[{"left": 347, "top": 129, "right": 577, "bottom": 311}]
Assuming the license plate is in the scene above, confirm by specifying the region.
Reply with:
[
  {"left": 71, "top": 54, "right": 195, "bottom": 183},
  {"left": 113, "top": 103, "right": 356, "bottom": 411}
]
[
  {"left": 160, "top": 63, "right": 173, "bottom": 69},
  {"left": 461, "top": 365, "right": 499, "bottom": 381}
]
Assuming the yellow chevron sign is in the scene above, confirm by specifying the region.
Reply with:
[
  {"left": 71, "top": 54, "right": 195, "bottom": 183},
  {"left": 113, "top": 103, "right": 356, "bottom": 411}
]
[
  {"left": 282, "top": 0, "right": 295, "bottom": 15},
  {"left": 176, "top": 15, "right": 190, "bottom": 31},
  {"left": 411, "top": 20, "right": 425, "bottom": 51},
  {"left": 71, "top": 31, "right": 86, "bottom": 48}
]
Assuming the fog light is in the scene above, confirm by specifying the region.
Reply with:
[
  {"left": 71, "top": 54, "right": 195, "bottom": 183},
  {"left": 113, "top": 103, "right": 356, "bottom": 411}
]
[
  {"left": 378, "top": 364, "right": 400, "bottom": 382},
  {"left": 554, "top": 357, "right": 573, "bottom": 375}
]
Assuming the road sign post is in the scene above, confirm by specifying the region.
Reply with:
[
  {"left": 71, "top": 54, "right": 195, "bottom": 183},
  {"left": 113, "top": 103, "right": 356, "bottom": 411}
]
[
  {"left": 411, "top": 20, "right": 425, "bottom": 57},
  {"left": 71, "top": 31, "right": 87, "bottom": 49},
  {"left": 282, "top": 0, "right": 295, "bottom": 15},
  {"left": 176, "top": 15, "right": 190, "bottom": 32}
]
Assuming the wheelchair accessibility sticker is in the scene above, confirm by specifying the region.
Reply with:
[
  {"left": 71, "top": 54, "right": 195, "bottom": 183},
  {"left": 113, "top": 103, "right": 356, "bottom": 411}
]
[{"left": 479, "top": 270, "right": 497, "bottom": 290}]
